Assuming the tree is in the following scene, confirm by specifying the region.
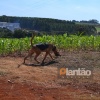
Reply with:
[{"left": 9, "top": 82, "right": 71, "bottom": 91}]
[
  {"left": 0, "top": 15, "right": 97, "bottom": 36},
  {"left": 88, "top": 19, "right": 99, "bottom": 24},
  {"left": 0, "top": 28, "right": 13, "bottom": 38},
  {"left": 13, "top": 29, "right": 26, "bottom": 38}
]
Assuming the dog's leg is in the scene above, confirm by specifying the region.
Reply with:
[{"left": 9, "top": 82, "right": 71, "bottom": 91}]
[
  {"left": 48, "top": 53, "right": 54, "bottom": 60},
  {"left": 34, "top": 53, "right": 40, "bottom": 63},
  {"left": 23, "top": 55, "right": 29, "bottom": 64},
  {"left": 42, "top": 52, "right": 48, "bottom": 64},
  {"left": 23, "top": 50, "right": 34, "bottom": 64}
]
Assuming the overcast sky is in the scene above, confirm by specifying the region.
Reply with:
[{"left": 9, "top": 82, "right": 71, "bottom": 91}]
[{"left": 0, "top": 0, "right": 100, "bottom": 22}]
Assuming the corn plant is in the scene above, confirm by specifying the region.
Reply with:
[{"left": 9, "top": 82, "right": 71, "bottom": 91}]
[{"left": 0, "top": 34, "right": 100, "bottom": 55}]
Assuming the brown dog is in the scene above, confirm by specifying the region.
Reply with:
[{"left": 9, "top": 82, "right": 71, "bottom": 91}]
[{"left": 23, "top": 33, "right": 60, "bottom": 64}]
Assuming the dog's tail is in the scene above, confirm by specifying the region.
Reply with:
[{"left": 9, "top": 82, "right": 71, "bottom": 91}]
[{"left": 31, "top": 32, "right": 36, "bottom": 47}]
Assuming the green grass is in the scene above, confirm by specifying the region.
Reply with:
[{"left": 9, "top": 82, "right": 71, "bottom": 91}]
[{"left": 0, "top": 34, "right": 100, "bottom": 55}]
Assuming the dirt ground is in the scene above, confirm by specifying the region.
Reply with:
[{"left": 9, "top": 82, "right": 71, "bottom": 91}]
[{"left": 0, "top": 50, "right": 100, "bottom": 100}]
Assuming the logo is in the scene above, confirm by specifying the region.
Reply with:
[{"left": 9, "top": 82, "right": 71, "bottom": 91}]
[{"left": 58, "top": 66, "right": 93, "bottom": 79}]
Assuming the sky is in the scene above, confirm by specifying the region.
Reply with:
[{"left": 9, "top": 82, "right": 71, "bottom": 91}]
[{"left": 0, "top": 0, "right": 100, "bottom": 22}]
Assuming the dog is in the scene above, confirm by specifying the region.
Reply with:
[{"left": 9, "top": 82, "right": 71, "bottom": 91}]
[{"left": 23, "top": 32, "right": 61, "bottom": 64}]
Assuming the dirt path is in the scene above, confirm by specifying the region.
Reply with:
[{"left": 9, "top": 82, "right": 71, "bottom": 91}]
[{"left": 0, "top": 51, "right": 100, "bottom": 100}]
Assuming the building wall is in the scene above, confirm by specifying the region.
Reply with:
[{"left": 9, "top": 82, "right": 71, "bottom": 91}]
[{"left": 0, "top": 22, "right": 21, "bottom": 32}]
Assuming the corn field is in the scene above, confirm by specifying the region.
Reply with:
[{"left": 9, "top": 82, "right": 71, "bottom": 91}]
[{"left": 0, "top": 34, "right": 100, "bottom": 55}]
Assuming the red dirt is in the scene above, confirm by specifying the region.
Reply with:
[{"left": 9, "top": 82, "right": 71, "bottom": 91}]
[{"left": 0, "top": 51, "right": 100, "bottom": 100}]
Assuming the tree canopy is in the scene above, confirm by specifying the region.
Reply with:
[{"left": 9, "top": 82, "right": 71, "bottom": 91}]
[{"left": 0, "top": 15, "right": 97, "bottom": 38}]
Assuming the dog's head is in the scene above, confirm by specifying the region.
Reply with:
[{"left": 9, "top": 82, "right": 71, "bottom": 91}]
[{"left": 52, "top": 46, "right": 61, "bottom": 56}]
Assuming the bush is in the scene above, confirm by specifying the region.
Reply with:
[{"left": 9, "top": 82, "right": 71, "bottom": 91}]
[
  {"left": 13, "top": 29, "right": 26, "bottom": 38},
  {"left": 0, "top": 28, "right": 13, "bottom": 38}
]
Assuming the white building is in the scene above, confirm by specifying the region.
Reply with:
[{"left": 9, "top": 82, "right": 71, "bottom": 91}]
[{"left": 0, "top": 22, "right": 21, "bottom": 32}]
